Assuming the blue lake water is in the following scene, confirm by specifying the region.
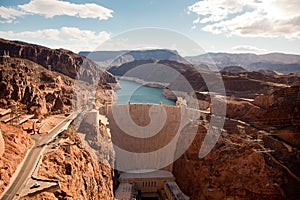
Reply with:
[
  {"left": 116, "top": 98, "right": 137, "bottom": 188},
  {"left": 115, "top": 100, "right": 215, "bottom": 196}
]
[{"left": 115, "top": 79, "right": 175, "bottom": 105}]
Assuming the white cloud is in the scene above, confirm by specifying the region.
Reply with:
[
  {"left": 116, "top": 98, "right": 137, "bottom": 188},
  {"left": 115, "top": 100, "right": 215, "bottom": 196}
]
[
  {"left": 0, "top": 0, "right": 113, "bottom": 23},
  {"left": 231, "top": 45, "right": 266, "bottom": 52},
  {"left": 188, "top": 0, "right": 245, "bottom": 23},
  {"left": 0, "top": 27, "right": 110, "bottom": 52},
  {"left": 1, "top": 29, "right": 62, "bottom": 41},
  {"left": 19, "top": 0, "right": 113, "bottom": 20},
  {"left": 0, "top": 6, "right": 26, "bottom": 23},
  {"left": 188, "top": 0, "right": 300, "bottom": 39}
]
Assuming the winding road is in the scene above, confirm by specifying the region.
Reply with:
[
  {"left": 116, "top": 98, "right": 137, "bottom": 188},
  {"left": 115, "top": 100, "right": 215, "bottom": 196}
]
[{"left": 0, "top": 113, "right": 77, "bottom": 200}]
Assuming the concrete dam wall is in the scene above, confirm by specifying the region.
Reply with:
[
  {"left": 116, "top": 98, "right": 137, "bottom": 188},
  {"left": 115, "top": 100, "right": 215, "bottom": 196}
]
[{"left": 105, "top": 103, "right": 204, "bottom": 172}]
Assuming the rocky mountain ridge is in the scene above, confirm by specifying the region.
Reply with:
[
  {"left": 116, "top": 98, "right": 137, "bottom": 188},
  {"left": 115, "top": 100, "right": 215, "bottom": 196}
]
[
  {"left": 185, "top": 52, "right": 300, "bottom": 73},
  {"left": 80, "top": 49, "right": 300, "bottom": 73},
  {"left": 79, "top": 49, "right": 188, "bottom": 68},
  {"left": 0, "top": 38, "right": 118, "bottom": 117},
  {"left": 0, "top": 38, "right": 117, "bottom": 85},
  {"left": 107, "top": 58, "right": 300, "bottom": 99}
]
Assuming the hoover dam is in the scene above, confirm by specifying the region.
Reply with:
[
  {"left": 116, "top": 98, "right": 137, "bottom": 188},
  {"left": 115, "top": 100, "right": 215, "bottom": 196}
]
[
  {"left": 98, "top": 102, "right": 209, "bottom": 199},
  {"left": 1, "top": 37, "right": 299, "bottom": 200}
]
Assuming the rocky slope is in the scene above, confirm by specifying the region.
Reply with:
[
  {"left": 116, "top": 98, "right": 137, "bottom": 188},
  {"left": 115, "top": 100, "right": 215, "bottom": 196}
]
[
  {"left": 0, "top": 57, "right": 75, "bottom": 116},
  {"left": 0, "top": 38, "right": 118, "bottom": 117},
  {"left": 0, "top": 38, "right": 117, "bottom": 84},
  {"left": 21, "top": 128, "right": 114, "bottom": 200},
  {"left": 169, "top": 67, "right": 300, "bottom": 199},
  {"left": 0, "top": 123, "right": 34, "bottom": 195},
  {"left": 220, "top": 85, "right": 300, "bottom": 146},
  {"left": 0, "top": 38, "right": 117, "bottom": 199},
  {"left": 248, "top": 86, "right": 300, "bottom": 129},
  {"left": 173, "top": 119, "right": 300, "bottom": 200},
  {"left": 175, "top": 67, "right": 300, "bottom": 99}
]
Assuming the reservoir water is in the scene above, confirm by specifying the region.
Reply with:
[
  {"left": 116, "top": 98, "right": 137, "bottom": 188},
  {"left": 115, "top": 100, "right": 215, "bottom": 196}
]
[{"left": 115, "top": 79, "right": 175, "bottom": 105}]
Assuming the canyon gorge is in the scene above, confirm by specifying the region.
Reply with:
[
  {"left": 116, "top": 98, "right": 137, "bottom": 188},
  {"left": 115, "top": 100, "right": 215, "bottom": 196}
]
[{"left": 0, "top": 38, "right": 299, "bottom": 199}]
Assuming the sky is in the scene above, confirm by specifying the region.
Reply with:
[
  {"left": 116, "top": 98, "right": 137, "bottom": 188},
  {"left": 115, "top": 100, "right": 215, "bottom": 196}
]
[{"left": 0, "top": 0, "right": 299, "bottom": 56}]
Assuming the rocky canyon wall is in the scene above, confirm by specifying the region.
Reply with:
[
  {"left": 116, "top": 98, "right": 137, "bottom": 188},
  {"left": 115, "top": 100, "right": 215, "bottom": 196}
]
[
  {"left": 21, "top": 128, "right": 115, "bottom": 200},
  {"left": 173, "top": 117, "right": 300, "bottom": 200},
  {"left": 0, "top": 38, "right": 116, "bottom": 85}
]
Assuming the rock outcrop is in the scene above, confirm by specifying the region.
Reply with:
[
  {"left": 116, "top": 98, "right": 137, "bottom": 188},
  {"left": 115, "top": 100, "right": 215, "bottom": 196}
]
[
  {"left": 170, "top": 72, "right": 300, "bottom": 199},
  {"left": 173, "top": 119, "right": 300, "bottom": 200},
  {"left": 21, "top": 129, "right": 114, "bottom": 200},
  {"left": 224, "top": 86, "right": 300, "bottom": 129},
  {"left": 77, "top": 111, "right": 115, "bottom": 167},
  {"left": 0, "top": 38, "right": 117, "bottom": 85},
  {"left": 245, "top": 86, "right": 300, "bottom": 147},
  {"left": 0, "top": 58, "right": 74, "bottom": 115},
  {"left": 0, "top": 123, "right": 34, "bottom": 195},
  {"left": 0, "top": 38, "right": 118, "bottom": 116}
]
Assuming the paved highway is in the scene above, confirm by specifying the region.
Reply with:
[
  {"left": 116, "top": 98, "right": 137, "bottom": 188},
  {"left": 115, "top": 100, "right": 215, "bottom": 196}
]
[{"left": 0, "top": 113, "right": 78, "bottom": 200}]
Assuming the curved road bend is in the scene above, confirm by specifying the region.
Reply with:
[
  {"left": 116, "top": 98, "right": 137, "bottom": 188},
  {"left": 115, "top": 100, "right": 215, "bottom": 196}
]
[{"left": 1, "top": 113, "right": 77, "bottom": 200}]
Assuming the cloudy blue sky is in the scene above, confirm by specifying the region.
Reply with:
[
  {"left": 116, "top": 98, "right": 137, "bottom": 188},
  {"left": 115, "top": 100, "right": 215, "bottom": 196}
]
[{"left": 0, "top": 0, "right": 299, "bottom": 56}]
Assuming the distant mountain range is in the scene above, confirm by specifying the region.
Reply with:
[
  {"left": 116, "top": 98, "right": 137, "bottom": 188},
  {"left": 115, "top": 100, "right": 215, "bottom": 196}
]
[
  {"left": 79, "top": 49, "right": 188, "bottom": 68},
  {"left": 80, "top": 50, "right": 300, "bottom": 74},
  {"left": 185, "top": 52, "right": 300, "bottom": 74}
]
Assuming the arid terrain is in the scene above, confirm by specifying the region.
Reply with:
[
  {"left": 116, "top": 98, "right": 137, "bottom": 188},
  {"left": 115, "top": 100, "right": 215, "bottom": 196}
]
[
  {"left": 0, "top": 38, "right": 117, "bottom": 199},
  {"left": 0, "top": 38, "right": 299, "bottom": 200},
  {"left": 106, "top": 54, "right": 300, "bottom": 199}
]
